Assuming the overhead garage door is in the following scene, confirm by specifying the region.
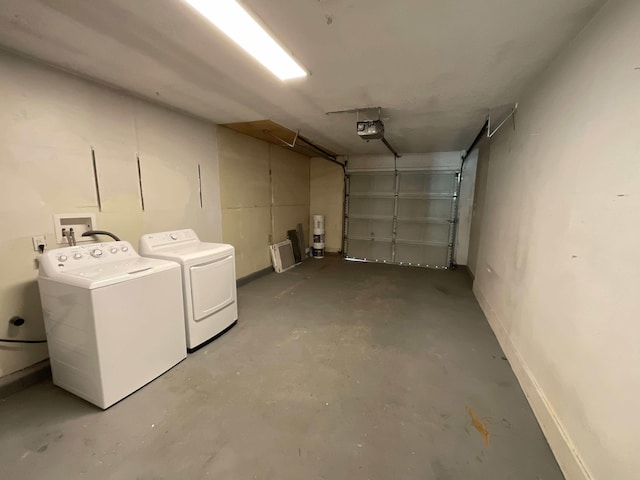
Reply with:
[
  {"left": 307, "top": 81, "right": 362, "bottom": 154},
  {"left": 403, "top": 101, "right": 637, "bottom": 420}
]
[{"left": 344, "top": 156, "right": 460, "bottom": 269}]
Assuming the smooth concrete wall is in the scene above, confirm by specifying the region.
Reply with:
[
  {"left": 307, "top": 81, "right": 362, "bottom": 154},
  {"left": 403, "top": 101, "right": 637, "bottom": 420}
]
[
  {"left": 218, "top": 128, "right": 310, "bottom": 278},
  {"left": 309, "top": 157, "right": 344, "bottom": 253},
  {"left": 0, "top": 51, "right": 222, "bottom": 379},
  {"left": 469, "top": 1, "right": 639, "bottom": 478}
]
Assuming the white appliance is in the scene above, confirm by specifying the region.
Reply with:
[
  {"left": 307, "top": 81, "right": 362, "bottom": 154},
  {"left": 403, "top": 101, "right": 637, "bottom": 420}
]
[
  {"left": 38, "top": 241, "right": 187, "bottom": 409},
  {"left": 139, "top": 229, "right": 237, "bottom": 352},
  {"left": 270, "top": 239, "right": 296, "bottom": 273}
]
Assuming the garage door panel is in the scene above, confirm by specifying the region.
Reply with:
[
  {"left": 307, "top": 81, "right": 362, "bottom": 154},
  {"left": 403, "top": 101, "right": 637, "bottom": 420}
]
[
  {"left": 350, "top": 173, "right": 395, "bottom": 194},
  {"left": 345, "top": 169, "right": 459, "bottom": 268},
  {"left": 348, "top": 218, "right": 393, "bottom": 241},
  {"left": 347, "top": 239, "right": 392, "bottom": 262},
  {"left": 399, "top": 172, "right": 456, "bottom": 195},
  {"left": 395, "top": 243, "right": 449, "bottom": 267},
  {"left": 397, "top": 198, "right": 453, "bottom": 220},
  {"left": 396, "top": 221, "right": 450, "bottom": 245},
  {"left": 349, "top": 197, "right": 395, "bottom": 217}
]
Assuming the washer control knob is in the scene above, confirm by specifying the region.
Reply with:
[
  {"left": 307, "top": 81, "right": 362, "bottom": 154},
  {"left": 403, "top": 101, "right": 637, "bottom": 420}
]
[
  {"left": 121, "top": 246, "right": 129, "bottom": 252},
  {"left": 170, "top": 233, "right": 178, "bottom": 240},
  {"left": 73, "top": 253, "right": 83, "bottom": 260},
  {"left": 58, "top": 255, "right": 68, "bottom": 262},
  {"left": 91, "top": 249, "right": 103, "bottom": 258},
  {"left": 110, "top": 247, "right": 118, "bottom": 254}
]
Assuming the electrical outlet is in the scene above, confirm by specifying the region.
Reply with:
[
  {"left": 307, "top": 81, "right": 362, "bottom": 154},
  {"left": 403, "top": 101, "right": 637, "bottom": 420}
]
[{"left": 32, "top": 235, "right": 47, "bottom": 252}]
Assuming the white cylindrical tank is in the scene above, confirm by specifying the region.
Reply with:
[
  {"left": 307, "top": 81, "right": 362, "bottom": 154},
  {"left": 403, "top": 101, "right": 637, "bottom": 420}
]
[
  {"left": 313, "top": 214, "right": 325, "bottom": 235},
  {"left": 312, "top": 214, "right": 325, "bottom": 258}
]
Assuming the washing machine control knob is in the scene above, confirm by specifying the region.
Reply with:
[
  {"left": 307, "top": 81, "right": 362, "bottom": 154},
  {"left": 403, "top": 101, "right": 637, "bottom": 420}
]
[
  {"left": 121, "top": 246, "right": 129, "bottom": 252},
  {"left": 91, "top": 249, "right": 103, "bottom": 258},
  {"left": 110, "top": 247, "right": 118, "bottom": 254},
  {"left": 58, "top": 255, "right": 68, "bottom": 262},
  {"left": 73, "top": 253, "right": 83, "bottom": 260},
  {"left": 170, "top": 233, "right": 178, "bottom": 240}
]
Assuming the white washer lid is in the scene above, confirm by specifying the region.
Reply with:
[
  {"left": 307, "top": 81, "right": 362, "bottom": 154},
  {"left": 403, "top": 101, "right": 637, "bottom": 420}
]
[{"left": 41, "top": 256, "right": 179, "bottom": 289}]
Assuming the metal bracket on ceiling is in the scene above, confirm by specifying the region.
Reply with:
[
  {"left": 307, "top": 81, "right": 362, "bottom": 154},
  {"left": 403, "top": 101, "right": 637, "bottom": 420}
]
[
  {"left": 382, "top": 137, "right": 400, "bottom": 159},
  {"left": 326, "top": 106, "right": 382, "bottom": 116},
  {"left": 263, "top": 127, "right": 345, "bottom": 171},
  {"left": 487, "top": 103, "right": 518, "bottom": 138},
  {"left": 263, "top": 129, "right": 299, "bottom": 148},
  {"left": 355, "top": 107, "right": 382, "bottom": 123}
]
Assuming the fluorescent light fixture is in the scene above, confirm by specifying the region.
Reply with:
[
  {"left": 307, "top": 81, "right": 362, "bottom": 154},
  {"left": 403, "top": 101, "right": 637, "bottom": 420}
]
[{"left": 184, "top": 0, "right": 307, "bottom": 80}]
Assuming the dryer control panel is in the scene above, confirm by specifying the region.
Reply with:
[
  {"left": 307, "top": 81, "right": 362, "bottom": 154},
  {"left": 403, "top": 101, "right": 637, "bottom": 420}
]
[
  {"left": 40, "top": 241, "right": 139, "bottom": 272},
  {"left": 139, "top": 229, "right": 199, "bottom": 251}
]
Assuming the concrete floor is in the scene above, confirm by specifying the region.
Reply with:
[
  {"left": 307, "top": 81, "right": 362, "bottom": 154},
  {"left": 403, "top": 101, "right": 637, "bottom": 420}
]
[{"left": 0, "top": 256, "right": 563, "bottom": 479}]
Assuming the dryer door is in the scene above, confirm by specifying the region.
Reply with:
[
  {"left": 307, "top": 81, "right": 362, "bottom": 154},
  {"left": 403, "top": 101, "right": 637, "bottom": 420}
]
[{"left": 189, "top": 255, "right": 235, "bottom": 321}]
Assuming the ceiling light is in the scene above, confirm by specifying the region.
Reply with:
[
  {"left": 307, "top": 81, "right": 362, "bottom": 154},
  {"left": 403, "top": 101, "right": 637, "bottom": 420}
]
[{"left": 183, "top": 0, "right": 307, "bottom": 81}]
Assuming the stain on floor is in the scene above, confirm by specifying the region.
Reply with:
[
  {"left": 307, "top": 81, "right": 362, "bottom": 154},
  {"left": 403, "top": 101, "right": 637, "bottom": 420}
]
[{"left": 467, "top": 406, "right": 491, "bottom": 447}]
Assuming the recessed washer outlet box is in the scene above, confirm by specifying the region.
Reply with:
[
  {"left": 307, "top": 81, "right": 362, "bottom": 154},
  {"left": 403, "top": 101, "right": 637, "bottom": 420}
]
[{"left": 53, "top": 213, "right": 97, "bottom": 244}]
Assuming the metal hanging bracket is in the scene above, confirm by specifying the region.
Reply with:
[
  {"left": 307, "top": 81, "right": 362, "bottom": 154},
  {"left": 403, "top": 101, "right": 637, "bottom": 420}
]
[
  {"left": 263, "top": 129, "right": 299, "bottom": 148},
  {"left": 487, "top": 103, "right": 518, "bottom": 138},
  {"left": 381, "top": 137, "right": 400, "bottom": 158},
  {"left": 326, "top": 106, "right": 382, "bottom": 116},
  {"left": 264, "top": 127, "right": 345, "bottom": 172},
  {"left": 354, "top": 107, "right": 382, "bottom": 123}
]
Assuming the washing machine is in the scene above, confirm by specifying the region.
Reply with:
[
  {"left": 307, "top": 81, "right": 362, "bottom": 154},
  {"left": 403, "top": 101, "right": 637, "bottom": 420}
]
[
  {"left": 38, "top": 241, "right": 187, "bottom": 409},
  {"left": 139, "top": 229, "right": 237, "bottom": 352}
]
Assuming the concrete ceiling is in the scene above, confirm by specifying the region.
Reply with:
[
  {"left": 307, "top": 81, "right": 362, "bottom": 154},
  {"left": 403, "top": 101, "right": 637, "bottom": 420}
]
[{"left": 0, "top": 0, "right": 605, "bottom": 155}]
